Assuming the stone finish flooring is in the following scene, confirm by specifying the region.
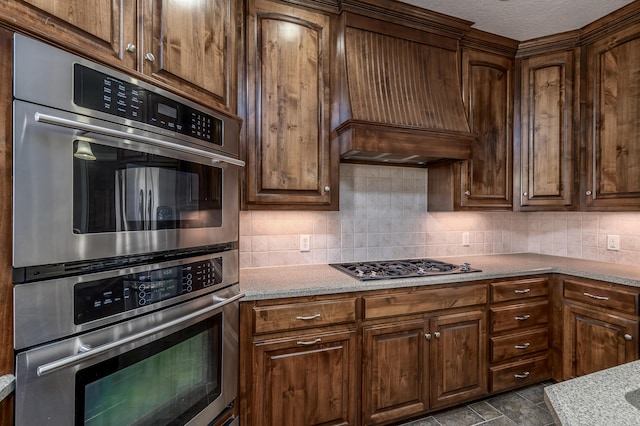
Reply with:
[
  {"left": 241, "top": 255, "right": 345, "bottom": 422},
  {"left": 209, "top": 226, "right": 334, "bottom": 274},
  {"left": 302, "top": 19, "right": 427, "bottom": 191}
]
[{"left": 398, "top": 382, "right": 556, "bottom": 426}]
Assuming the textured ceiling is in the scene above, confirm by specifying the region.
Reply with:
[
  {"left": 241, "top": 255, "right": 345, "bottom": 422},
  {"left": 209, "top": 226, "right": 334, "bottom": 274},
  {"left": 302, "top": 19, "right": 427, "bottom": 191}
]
[{"left": 401, "top": 0, "right": 637, "bottom": 41}]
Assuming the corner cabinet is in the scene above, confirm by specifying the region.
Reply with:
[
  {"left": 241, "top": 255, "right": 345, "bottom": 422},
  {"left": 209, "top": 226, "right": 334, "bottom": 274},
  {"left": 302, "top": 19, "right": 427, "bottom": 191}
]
[
  {"left": 0, "top": 0, "right": 239, "bottom": 111},
  {"left": 517, "top": 47, "right": 578, "bottom": 210},
  {"left": 562, "top": 278, "right": 640, "bottom": 379},
  {"left": 243, "top": 0, "right": 338, "bottom": 210},
  {"left": 583, "top": 23, "right": 640, "bottom": 210}
]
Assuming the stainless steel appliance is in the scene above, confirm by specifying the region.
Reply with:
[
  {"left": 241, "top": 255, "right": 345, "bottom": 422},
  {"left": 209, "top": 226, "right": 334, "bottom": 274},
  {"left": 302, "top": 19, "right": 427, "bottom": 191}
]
[
  {"left": 12, "top": 33, "right": 243, "bottom": 273},
  {"left": 12, "top": 34, "right": 244, "bottom": 425},
  {"left": 14, "top": 254, "right": 241, "bottom": 425},
  {"left": 330, "top": 258, "right": 481, "bottom": 280}
]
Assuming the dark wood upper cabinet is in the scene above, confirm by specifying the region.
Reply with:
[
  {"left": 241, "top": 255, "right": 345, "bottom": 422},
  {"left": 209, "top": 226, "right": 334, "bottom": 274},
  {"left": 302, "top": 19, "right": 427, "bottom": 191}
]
[
  {"left": 583, "top": 22, "right": 640, "bottom": 210},
  {"left": 517, "top": 46, "right": 579, "bottom": 210},
  {"left": 0, "top": 0, "right": 238, "bottom": 112},
  {"left": 243, "top": 0, "right": 338, "bottom": 209}
]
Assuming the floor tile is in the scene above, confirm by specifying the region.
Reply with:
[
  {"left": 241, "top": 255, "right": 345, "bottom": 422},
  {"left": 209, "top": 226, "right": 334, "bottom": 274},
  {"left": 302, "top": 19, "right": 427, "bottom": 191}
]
[
  {"left": 400, "top": 416, "right": 440, "bottom": 426},
  {"left": 487, "top": 392, "right": 554, "bottom": 426},
  {"left": 478, "top": 415, "right": 518, "bottom": 425},
  {"left": 515, "top": 384, "right": 546, "bottom": 404},
  {"left": 432, "top": 406, "right": 484, "bottom": 426},
  {"left": 469, "top": 401, "right": 502, "bottom": 421}
]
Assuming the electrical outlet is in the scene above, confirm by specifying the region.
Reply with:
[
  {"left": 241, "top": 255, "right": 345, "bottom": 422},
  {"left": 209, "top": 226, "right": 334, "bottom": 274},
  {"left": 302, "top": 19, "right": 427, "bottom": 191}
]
[
  {"left": 607, "top": 234, "right": 620, "bottom": 251},
  {"left": 462, "top": 232, "right": 470, "bottom": 247},
  {"left": 300, "top": 234, "right": 311, "bottom": 252}
]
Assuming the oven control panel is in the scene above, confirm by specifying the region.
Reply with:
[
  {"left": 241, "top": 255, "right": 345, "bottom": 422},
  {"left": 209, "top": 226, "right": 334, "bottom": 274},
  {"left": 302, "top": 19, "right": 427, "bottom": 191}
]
[
  {"left": 73, "top": 257, "right": 223, "bottom": 324},
  {"left": 73, "top": 64, "right": 222, "bottom": 145}
]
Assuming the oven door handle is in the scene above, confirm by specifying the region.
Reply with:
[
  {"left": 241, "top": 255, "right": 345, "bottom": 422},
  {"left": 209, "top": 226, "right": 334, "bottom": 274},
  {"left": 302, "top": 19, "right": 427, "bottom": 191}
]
[
  {"left": 36, "top": 292, "right": 245, "bottom": 377},
  {"left": 34, "top": 112, "right": 246, "bottom": 167}
]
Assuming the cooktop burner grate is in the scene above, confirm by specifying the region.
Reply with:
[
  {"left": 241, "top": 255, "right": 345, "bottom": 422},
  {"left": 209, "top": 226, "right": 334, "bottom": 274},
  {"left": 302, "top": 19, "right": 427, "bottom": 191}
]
[{"left": 330, "top": 258, "right": 481, "bottom": 281}]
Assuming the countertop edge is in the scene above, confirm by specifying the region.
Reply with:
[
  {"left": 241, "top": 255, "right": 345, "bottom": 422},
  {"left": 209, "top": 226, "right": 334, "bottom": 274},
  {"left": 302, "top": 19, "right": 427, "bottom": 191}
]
[{"left": 0, "top": 374, "right": 15, "bottom": 403}]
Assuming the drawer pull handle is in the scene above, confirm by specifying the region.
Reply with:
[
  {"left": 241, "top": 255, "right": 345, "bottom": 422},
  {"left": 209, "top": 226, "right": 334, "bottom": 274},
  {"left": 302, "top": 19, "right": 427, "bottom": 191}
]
[
  {"left": 583, "top": 292, "right": 609, "bottom": 301},
  {"left": 297, "top": 338, "right": 321, "bottom": 346},
  {"left": 514, "top": 289, "right": 531, "bottom": 294},
  {"left": 514, "top": 372, "right": 530, "bottom": 379},
  {"left": 515, "top": 343, "right": 531, "bottom": 349},
  {"left": 296, "top": 313, "right": 321, "bottom": 321},
  {"left": 515, "top": 315, "right": 531, "bottom": 321}
]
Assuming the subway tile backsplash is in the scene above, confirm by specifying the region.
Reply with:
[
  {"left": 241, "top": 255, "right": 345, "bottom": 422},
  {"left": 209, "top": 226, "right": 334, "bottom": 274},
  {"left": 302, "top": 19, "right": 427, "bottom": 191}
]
[{"left": 239, "top": 164, "right": 640, "bottom": 268}]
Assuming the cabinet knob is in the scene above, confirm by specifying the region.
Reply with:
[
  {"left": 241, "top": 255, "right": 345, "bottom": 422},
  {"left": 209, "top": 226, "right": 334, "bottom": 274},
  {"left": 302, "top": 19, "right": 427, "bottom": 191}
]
[
  {"left": 586, "top": 190, "right": 592, "bottom": 196},
  {"left": 324, "top": 186, "right": 330, "bottom": 192},
  {"left": 464, "top": 190, "right": 471, "bottom": 196},
  {"left": 523, "top": 192, "right": 528, "bottom": 197},
  {"left": 425, "top": 333, "right": 431, "bottom": 340},
  {"left": 145, "top": 52, "right": 156, "bottom": 62},
  {"left": 434, "top": 331, "right": 441, "bottom": 339},
  {"left": 126, "top": 43, "right": 137, "bottom": 53},
  {"left": 625, "top": 334, "right": 633, "bottom": 341}
]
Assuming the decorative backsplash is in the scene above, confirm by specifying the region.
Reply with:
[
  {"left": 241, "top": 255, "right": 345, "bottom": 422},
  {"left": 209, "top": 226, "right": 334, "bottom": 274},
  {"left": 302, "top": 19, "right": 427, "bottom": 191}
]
[{"left": 239, "top": 164, "right": 640, "bottom": 268}]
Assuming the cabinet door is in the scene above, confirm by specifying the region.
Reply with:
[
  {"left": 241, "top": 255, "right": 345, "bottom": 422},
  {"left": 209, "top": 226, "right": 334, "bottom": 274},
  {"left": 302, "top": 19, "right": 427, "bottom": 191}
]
[
  {"left": 520, "top": 50, "right": 577, "bottom": 209},
  {"left": 253, "top": 329, "right": 356, "bottom": 426},
  {"left": 584, "top": 25, "right": 640, "bottom": 209},
  {"left": 2, "top": 0, "right": 136, "bottom": 69},
  {"left": 362, "top": 320, "right": 429, "bottom": 425},
  {"left": 142, "top": 0, "right": 237, "bottom": 110},
  {"left": 430, "top": 310, "right": 488, "bottom": 409},
  {"left": 244, "top": 0, "right": 336, "bottom": 209},
  {"left": 458, "top": 49, "right": 513, "bottom": 209},
  {"left": 563, "top": 303, "right": 639, "bottom": 379}
]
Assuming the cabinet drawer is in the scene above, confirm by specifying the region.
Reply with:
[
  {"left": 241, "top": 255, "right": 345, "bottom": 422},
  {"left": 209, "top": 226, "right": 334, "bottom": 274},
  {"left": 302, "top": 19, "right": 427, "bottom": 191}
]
[
  {"left": 490, "top": 354, "right": 549, "bottom": 393},
  {"left": 491, "top": 278, "right": 548, "bottom": 303},
  {"left": 253, "top": 298, "right": 357, "bottom": 334},
  {"left": 363, "top": 284, "right": 487, "bottom": 320},
  {"left": 490, "top": 328, "right": 549, "bottom": 363},
  {"left": 564, "top": 279, "right": 639, "bottom": 314},
  {"left": 490, "top": 300, "right": 548, "bottom": 333}
]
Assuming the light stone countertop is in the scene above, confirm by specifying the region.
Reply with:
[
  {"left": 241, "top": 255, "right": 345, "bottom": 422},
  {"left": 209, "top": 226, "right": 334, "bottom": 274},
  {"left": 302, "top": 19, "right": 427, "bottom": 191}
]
[
  {"left": 544, "top": 360, "right": 640, "bottom": 425},
  {"left": 239, "top": 253, "right": 640, "bottom": 300},
  {"left": 0, "top": 374, "right": 15, "bottom": 403}
]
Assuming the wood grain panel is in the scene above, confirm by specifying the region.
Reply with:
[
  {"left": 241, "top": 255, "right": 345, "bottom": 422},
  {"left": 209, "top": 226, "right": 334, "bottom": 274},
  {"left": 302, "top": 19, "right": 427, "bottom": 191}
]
[
  {"left": 563, "top": 279, "right": 639, "bottom": 314},
  {"left": 363, "top": 284, "right": 487, "bottom": 320},
  {"left": 520, "top": 50, "right": 575, "bottom": 208},
  {"left": 490, "top": 277, "right": 548, "bottom": 303},
  {"left": 490, "top": 327, "right": 549, "bottom": 363},
  {"left": 253, "top": 329, "right": 356, "bottom": 426},
  {"left": 490, "top": 354, "right": 549, "bottom": 393},
  {"left": 363, "top": 320, "right": 428, "bottom": 424},
  {"left": 259, "top": 16, "right": 320, "bottom": 191},
  {"left": 344, "top": 27, "right": 469, "bottom": 132},
  {"left": 0, "top": 28, "right": 13, "bottom": 425},
  {"left": 147, "top": 0, "right": 229, "bottom": 102},
  {"left": 490, "top": 300, "right": 549, "bottom": 333},
  {"left": 253, "top": 298, "right": 356, "bottom": 334}
]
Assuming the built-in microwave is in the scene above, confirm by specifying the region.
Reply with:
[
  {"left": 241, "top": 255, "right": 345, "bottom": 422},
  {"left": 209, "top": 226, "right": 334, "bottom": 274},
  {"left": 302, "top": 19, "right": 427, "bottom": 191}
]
[{"left": 12, "top": 34, "right": 244, "bottom": 279}]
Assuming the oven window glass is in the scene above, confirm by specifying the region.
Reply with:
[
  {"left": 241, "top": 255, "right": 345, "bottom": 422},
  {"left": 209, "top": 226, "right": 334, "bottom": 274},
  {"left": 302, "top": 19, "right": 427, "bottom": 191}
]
[
  {"left": 73, "top": 140, "right": 222, "bottom": 234},
  {"left": 76, "top": 314, "right": 222, "bottom": 425}
]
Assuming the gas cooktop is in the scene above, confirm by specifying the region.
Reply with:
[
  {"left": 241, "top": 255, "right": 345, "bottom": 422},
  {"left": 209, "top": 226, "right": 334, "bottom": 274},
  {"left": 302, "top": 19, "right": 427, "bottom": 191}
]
[{"left": 330, "top": 258, "right": 481, "bottom": 281}]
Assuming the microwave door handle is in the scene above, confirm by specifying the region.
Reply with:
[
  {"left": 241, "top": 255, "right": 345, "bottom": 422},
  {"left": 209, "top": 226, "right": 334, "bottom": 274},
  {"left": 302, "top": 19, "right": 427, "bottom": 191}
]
[
  {"left": 34, "top": 112, "right": 246, "bottom": 167},
  {"left": 36, "top": 292, "right": 245, "bottom": 377},
  {"left": 139, "top": 189, "right": 145, "bottom": 228},
  {"left": 148, "top": 189, "right": 153, "bottom": 230}
]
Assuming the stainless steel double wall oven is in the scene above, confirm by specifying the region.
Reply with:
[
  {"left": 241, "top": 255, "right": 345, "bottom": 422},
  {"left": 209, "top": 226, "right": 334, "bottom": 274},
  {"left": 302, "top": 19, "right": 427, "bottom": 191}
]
[{"left": 12, "top": 34, "right": 244, "bottom": 426}]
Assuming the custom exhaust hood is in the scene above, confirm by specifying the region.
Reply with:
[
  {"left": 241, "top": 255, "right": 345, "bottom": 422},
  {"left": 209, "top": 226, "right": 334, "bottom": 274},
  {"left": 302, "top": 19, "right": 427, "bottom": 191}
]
[{"left": 332, "top": 4, "right": 477, "bottom": 166}]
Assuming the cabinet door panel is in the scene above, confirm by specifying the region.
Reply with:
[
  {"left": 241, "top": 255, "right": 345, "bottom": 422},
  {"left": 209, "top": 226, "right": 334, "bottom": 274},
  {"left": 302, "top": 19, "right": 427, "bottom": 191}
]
[
  {"left": 459, "top": 49, "right": 513, "bottom": 209},
  {"left": 245, "top": 0, "right": 335, "bottom": 208},
  {"left": 520, "top": 50, "right": 576, "bottom": 208},
  {"left": 145, "top": 0, "right": 233, "bottom": 108},
  {"left": 585, "top": 27, "right": 640, "bottom": 209},
  {"left": 363, "top": 320, "right": 428, "bottom": 425},
  {"left": 4, "top": 0, "right": 135, "bottom": 68},
  {"left": 563, "top": 303, "right": 639, "bottom": 379},
  {"left": 253, "top": 330, "right": 356, "bottom": 426},
  {"left": 430, "top": 310, "right": 487, "bottom": 409}
]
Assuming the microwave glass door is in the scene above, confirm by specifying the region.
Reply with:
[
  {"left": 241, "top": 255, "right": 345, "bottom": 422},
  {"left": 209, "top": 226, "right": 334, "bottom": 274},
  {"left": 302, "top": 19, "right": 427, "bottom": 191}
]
[
  {"left": 73, "top": 140, "right": 222, "bottom": 235},
  {"left": 75, "top": 314, "right": 222, "bottom": 425}
]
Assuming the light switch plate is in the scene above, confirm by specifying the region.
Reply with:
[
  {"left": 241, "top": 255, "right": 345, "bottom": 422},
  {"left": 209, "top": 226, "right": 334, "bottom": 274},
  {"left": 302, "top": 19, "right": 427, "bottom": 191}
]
[{"left": 462, "top": 232, "right": 470, "bottom": 247}]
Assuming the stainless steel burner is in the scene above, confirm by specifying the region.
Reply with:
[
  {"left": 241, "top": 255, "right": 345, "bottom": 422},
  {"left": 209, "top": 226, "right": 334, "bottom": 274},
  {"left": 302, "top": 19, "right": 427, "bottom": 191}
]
[{"left": 330, "top": 258, "right": 480, "bottom": 281}]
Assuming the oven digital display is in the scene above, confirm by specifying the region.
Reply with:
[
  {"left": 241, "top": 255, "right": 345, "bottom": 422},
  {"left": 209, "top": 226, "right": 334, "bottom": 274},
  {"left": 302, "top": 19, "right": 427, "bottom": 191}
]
[
  {"left": 157, "top": 102, "right": 177, "bottom": 119},
  {"left": 73, "top": 258, "right": 223, "bottom": 324}
]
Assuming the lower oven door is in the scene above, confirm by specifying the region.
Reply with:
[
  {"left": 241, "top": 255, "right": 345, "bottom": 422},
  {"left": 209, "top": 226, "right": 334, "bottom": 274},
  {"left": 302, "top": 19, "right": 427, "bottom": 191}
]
[{"left": 14, "top": 285, "right": 241, "bottom": 426}]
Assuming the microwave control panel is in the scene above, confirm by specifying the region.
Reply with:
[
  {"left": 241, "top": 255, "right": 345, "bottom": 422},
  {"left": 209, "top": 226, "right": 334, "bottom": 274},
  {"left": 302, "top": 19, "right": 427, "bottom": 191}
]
[
  {"left": 73, "top": 64, "right": 222, "bottom": 145},
  {"left": 73, "top": 257, "right": 223, "bottom": 325}
]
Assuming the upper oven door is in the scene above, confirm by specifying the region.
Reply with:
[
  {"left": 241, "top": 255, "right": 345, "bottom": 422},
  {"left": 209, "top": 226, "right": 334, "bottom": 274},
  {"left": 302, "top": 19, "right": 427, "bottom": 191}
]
[{"left": 13, "top": 100, "right": 241, "bottom": 268}]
